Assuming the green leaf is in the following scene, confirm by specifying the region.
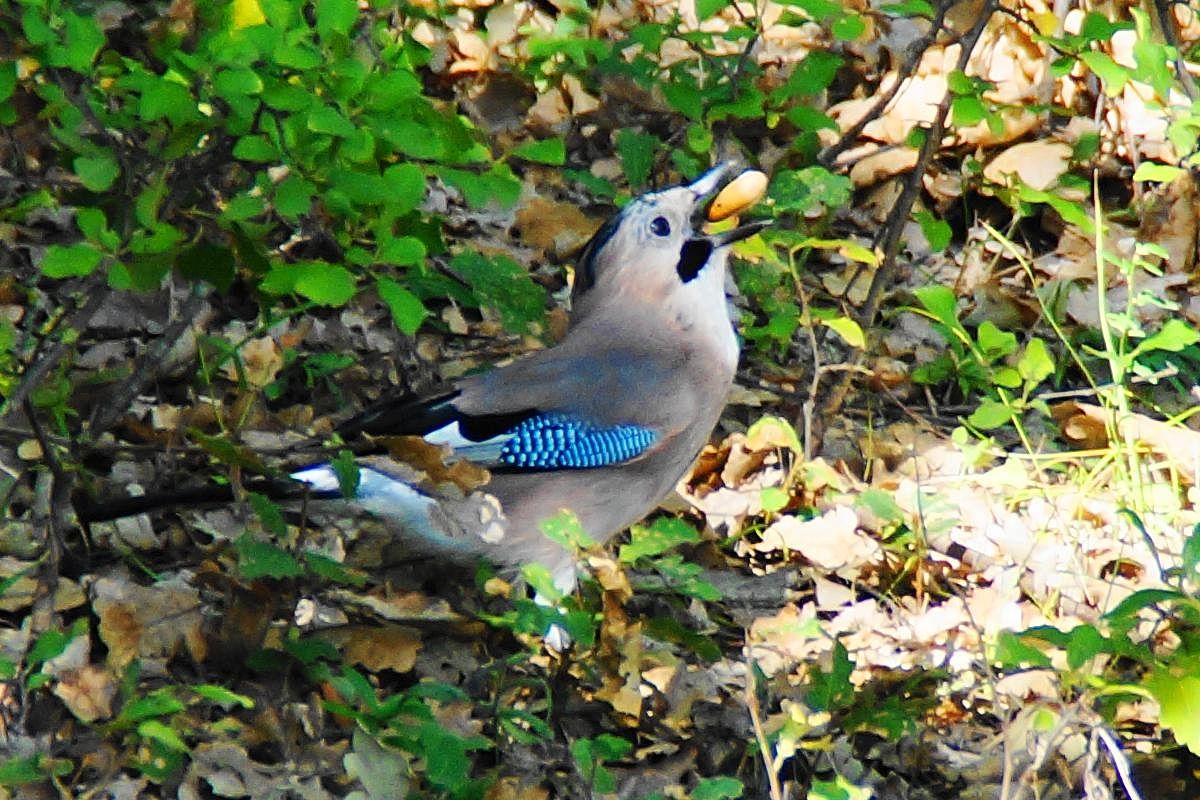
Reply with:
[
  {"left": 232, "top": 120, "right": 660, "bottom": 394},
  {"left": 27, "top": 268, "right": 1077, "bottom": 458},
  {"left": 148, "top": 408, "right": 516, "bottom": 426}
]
[
  {"left": 213, "top": 68, "right": 264, "bottom": 97},
  {"left": 693, "top": 776, "right": 744, "bottom": 800},
  {"left": 41, "top": 243, "right": 102, "bottom": 278},
  {"left": 1079, "top": 51, "right": 1131, "bottom": 96},
  {"left": 0, "top": 60, "right": 16, "bottom": 103},
  {"left": 235, "top": 533, "right": 304, "bottom": 580},
  {"left": 1065, "top": 624, "right": 1107, "bottom": 670},
  {"left": 365, "top": 70, "right": 422, "bottom": 110},
  {"left": 274, "top": 174, "right": 315, "bottom": 217},
  {"left": 295, "top": 263, "right": 356, "bottom": 305},
  {"left": 855, "top": 489, "right": 906, "bottom": 524},
  {"left": 760, "top": 486, "right": 789, "bottom": 513},
  {"left": 377, "top": 276, "right": 428, "bottom": 335},
  {"left": 1132, "top": 162, "right": 1185, "bottom": 183},
  {"left": 316, "top": 0, "right": 359, "bottom": 38},
  {"left": 711, "top": 87, "right": 765, "bottom": 120},
  {"left": 1146, "top": 668, "right": 1200, "bottom": 755},
  {"left": 308, "top": 105, "right": 357, "bottom": 137},
  {"left": 992, "top": 631, "right": 1051, "bottom": 668},
  {"left": 418, "top": 722, "right": 484, "bottom": 793},
  {"left": 1184, "top": 524, "right": 1200, "bottom": 584},
  {"left": 662, "top": 81, "right": 703, "bottom": 120},
  {"left": 330, "top": 169, "right": 390, "bottom": 205},
  {"left": 116, "top": 690, "right": 186, "bottom": 724},
  {"left": 233, "top": 135, "right": 278, "bottom": 162},
  {"left": 189, "top": 430, "right": 266, "bottom": 470},
  {"left": 1017, "top": 337, "right": 1054, "bottom": 386},
  {"left": 76, "top": 207, "right": 114, "bottom": 247},
  {"left": 695, "top": 0, "right": 730, "bottom": 18},
  {"left": 377, "top": 235, "right": 426, "bottom": 266},
  {"left": 769, "top": 166, "right": 851, "bottom": 213},
  {"left": 191, "top": 684, "right": 256, "bottom": 709},
  {"left": 176, "top": 242, "right": 235, "bottom": 291},
  {"left": 511, "top": 137, "right": 566, "bottom": 166},
  {"left": 1103, "top": 588, "right": 1189, "bottom": 624},
  {"left": 74, "top": 153, "right": 120, "bottom": 192},
  {"left": 831, "top": 12, "right": 865, "bottom": 39},
  {"left": 619, "top": 517, "right": 700, "bottom": 562},
  {"left": 138, "top": 78, "right": 197, "bottom": 125},
  {"left": 652, "top": 555, "right": 721, "bottom": 601},
  {"left": 330, "top": 449, "right": 360, "bottom": 498},
  {"left": 914, "top": 285, "right": 959, "bottom": 329},
  {"left": 538, "top": 510, "right": 595, "bottom": 552},
  {"left": 382, "top": 163, "right": 426, "bottom": 214},
  {"left": 616, "top": 129, "right": 659, "bottom": 189},
  {"left": 1131, "top": 318, "right": 1200, "bottom": 358},
  {"left": 137, "top": 719, "right": 188, "bottom": 753},
  {"left": 592, "top": 733, "right": 632, "bottom": 761},
  {"left": 951, "top": 95, "right": 986, "bottom": 127},
  {"left": 28, "top": 626, "right": 77, "bottom": 667},
  {"left": 976, "top": 320, "right": 1016, "bottom": 358},
  {"left": 303, "top": 551, "right": 368, "bottom": 587},
  {"left": 249, "top": 492, "right": 287, "bottom": 536},
  {"left": 260, "top": 261, "right": 357, "bottom": 305},
  {"left": 822, "top": 316, "right": 865, "bottom": 348},
  {"left": 807, "top": 641, "right": 855, "bottom": 711},
  {"left": 231, "top": 0, "right": 267, "bottom": 29},
  {"left": 967, "top": 398, "right": 1013, "bottom": 430},
  {"left": 914, "top": 210, "right": 951, "bottom": 252},
  {"left": 60, "top": 12, "right": 105, "bottom": 72},
  {"left": 0, "top": 755, "right": 72, "bottom": 786},
  {"left": 449, "top": 252, "right": 546, "bottom": 333},
  {"left": 434, "top": 164, "right": 521, "bottom": 209}
]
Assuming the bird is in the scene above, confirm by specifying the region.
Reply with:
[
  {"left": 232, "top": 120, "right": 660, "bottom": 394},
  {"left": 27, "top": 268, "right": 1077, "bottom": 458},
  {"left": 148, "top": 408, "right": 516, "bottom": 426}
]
[{"left": 77, "top": 162, "right": 768, "bottom": 638}]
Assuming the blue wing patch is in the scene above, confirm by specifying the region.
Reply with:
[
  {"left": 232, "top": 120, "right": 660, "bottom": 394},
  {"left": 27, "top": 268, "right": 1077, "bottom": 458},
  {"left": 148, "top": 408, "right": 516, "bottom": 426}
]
[{"left": 498, "top": 413, "right": 657, "bottom": 469}]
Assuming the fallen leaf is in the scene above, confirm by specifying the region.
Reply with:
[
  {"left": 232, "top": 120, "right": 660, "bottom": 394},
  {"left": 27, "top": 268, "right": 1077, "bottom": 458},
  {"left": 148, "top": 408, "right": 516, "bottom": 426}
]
[{"left": 318, "top": 624, "right": 422, "bottom": 673}]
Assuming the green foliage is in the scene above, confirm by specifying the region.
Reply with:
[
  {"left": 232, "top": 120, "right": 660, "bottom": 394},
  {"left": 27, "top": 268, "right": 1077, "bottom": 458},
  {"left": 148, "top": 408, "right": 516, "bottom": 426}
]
[
  {"left": 320, "top": 668, "right": 491, "bottom": 797},
  {"left": 12, "top": 0, "right": 545, "bottom": 347},
  {"left": 909, "top": 285, "right": 1056, "bottom": 436},
  {"left": 571, "top": 733, "right": 632, "bottom": 795},
  {"left": 988, "top": 522, "right": 1200, "bottom": 756},
  {"left": 0, "top": 756, "right": 72, "bottom": 787}
]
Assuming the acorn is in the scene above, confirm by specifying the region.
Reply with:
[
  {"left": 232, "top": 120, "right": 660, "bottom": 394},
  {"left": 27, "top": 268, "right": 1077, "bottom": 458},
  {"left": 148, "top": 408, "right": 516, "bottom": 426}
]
[{"left": 707, "top": 169, "right": 768, "bottom": 221}]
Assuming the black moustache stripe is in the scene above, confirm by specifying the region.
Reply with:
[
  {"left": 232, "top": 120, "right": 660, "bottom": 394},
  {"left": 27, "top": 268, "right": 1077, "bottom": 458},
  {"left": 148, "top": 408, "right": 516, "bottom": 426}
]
[{"left": 676, "top": 238, "right": 713, "bottom": 283}]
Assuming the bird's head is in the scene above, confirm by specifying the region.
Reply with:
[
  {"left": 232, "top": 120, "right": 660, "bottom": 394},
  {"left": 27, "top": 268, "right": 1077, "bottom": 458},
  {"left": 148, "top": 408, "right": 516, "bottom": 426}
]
[{"left": 570, "top": 163, "right": 768, "bottom": 323}]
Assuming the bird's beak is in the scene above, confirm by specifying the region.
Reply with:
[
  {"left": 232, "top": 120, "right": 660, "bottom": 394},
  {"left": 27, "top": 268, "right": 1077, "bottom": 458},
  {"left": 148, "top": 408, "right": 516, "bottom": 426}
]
[
  {"left": 688, "top": 162, "right": 770, "bottom": 246},
  {"left": 710, "top": 219, "right": 770, "bottom": 247},
  {"left": 687, "top": 162, "right": 736, "bottom": 199}
]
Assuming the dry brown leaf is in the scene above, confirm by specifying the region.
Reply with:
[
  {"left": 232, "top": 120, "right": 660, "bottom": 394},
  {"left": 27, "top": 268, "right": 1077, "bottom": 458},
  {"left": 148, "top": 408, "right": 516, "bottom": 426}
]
[
  {"left": 223, "top": 335, "right": 283, "bottom": 389},
  {"left": 755, "top": 506, "right": 880, "bottom": 573},
  {"left": 1058, "top": 402, "right": 1200, "bottom": 484},
  {"left": 848, "top": 148, "right": 918, "bottom": 187},
  {"left": 1137, "top": 170, "right": 1200, "bottom": 275},
  {"left": 52, "top": 665, "right": 117, "bottom": 722},
  {"left": 327, "top": 587, "right": 463, "bottom": 624},
  {"left": 982, "top": 141, "right": 1072, "bottom": 191},
  {"left": 318, "top": 624, "right": 422, "bottom": 674},
  {"left": 92, "top": 573, "right": 206, "bottom": 668},
  {"left": 746, "top": 603, "right": 824, "bottom": 676},
  {"left": 514, "top": 195, "right": 598, "bottom": 258},
  {"left": 0, "top": 557, "right": 86, "bottom": 612},
  {"left": 525, "top": 88, "right": 568, "bottom": 132}
]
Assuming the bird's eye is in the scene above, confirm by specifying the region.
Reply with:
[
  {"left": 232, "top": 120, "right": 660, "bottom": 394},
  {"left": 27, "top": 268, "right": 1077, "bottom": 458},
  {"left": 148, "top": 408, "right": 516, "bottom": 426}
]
[{"left": 650, "top": 216, "right": 671, "bottom": 237}]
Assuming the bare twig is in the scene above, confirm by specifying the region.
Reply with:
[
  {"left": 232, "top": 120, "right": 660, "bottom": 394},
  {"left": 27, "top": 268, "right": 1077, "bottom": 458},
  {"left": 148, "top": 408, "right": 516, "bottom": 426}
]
[
  {"left": 84, "top": 285, "right": 211, "bottom": 444},
  {"left": 0, "top": 271, "right": 109, "bottom": 424},
  {"left": 1095, "top": 726, "right": 1143, "bottom": 800},
  {"left": 817, "top": 0, "right": 958, "bottom": 169},
  {"left": 743, "top": 656, "right": 785, "bottom": 800},
  {"left": 818, "top": 0, "right": 1001, "bottom": 423}
]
